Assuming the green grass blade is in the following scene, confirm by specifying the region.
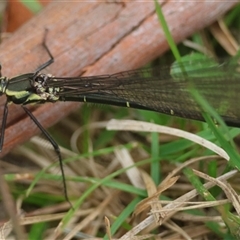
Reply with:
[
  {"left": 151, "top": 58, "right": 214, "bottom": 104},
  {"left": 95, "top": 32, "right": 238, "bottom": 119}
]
[{"left": 20, "top": 0, "right": 43, "bottom": 14}]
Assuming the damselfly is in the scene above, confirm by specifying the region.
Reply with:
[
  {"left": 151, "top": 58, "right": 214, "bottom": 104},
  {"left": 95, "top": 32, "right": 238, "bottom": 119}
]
[{"left": 0, "top": 32, "right": 240, "bottom": 202}]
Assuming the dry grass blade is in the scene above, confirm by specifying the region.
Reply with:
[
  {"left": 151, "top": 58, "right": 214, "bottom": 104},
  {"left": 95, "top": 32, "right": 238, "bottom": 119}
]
[
  {"left": 120, "top": 170, "right": 238, "bottom": 239},
  {"left": 134, "top": 174, "right": 179, "bottom": 225},
  {"left": 0, "top": 219, "right": 12, "bottom": 240},
  {"left": 114, "top": 148, "right": 145, "bottom": 189},
  {"left": 107, "top": 119, "right": 229, "bottom": 160},
  {"left": 210, "top": 19, "right": 239, "bottom": 56},
  {"left": 105, "top": 216, "right": 112, "bottom": 240},
  {"left": 62, "top": 191, "right": 119, "bottom": 240},
  {"left": 193, "top": 169, "right": 240, "bottom": 216}
]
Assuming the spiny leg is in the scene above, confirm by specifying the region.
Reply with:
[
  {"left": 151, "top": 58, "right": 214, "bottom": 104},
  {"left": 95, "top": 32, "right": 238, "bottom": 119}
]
[
  {"left": 33, "top": 28, "right": 54, "bottom": 75},
  {"left": 22, "top": 105, "right": 72, "bottom": 207},
  {"left": 0, "top": 101, "right": 9, "bottom": 152},
  {"left": 27, "top": 30, "right": 72, "bottom": 205}
]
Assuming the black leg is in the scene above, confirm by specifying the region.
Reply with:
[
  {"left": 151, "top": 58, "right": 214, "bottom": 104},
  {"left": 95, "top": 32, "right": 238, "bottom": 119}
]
[
  {"left": 22, "top": 105, "right": 72, "bottom": 207},
  {"left": 34, "top": 28, "right": 54, "bottom": 74},
  {"left": 0, "top": 101, "right": 8, "bottom": 152}
]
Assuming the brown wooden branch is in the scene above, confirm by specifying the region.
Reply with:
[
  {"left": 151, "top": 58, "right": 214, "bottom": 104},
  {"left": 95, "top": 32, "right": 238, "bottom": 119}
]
[{"left": 0, "top": 1, "right": 237, "bottom": 156}]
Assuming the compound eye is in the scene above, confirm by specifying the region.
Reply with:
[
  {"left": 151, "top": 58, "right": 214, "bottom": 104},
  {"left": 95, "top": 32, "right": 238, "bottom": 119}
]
[{"left": 0, "top": 77, "right": 8, "bottom": 96}]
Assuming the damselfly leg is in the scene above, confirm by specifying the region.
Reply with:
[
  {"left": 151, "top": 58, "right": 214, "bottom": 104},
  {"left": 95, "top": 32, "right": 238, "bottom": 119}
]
[
  {"left": 0, "top": 29, "right": 54, "bottom": 152},
  {"left": 0, "top": 29, "right": 71, "bottom": 206},
  {"left": 0, "top": 101, "right": 8, "bottom": 152},
  {"left": 33, "top": 29, "right": 54, "bottom": 75},
  {"left": 22, "top": 106, "right": 71, "bottom": 206}
]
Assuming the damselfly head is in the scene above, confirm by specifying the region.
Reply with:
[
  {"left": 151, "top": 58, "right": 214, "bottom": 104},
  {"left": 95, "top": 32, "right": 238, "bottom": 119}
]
[{"left": 0, "top": 77, "right": 7, "bottom": 95}]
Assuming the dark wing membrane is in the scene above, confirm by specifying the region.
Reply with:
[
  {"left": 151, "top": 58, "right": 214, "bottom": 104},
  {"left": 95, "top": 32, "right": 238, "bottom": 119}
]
[{"left": 46, "top": 58, "right": 240, "bottom": 127}]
